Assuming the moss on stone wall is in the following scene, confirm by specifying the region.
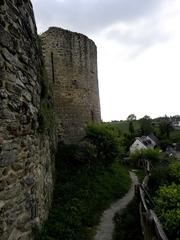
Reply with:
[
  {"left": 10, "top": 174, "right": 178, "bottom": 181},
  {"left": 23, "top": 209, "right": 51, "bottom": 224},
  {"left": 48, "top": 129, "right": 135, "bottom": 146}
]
[
  {"left": 37, "top": 36, "right": 55, "bottom": 134},
  {"left": 38, "top": 98, "right": 54, "bottom": 134}
]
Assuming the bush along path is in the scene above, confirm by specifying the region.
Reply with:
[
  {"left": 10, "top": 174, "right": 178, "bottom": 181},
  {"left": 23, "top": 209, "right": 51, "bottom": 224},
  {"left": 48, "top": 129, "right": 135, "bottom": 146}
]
[{"left": 94, "top": 171, "right": 138, "bottom": 240}]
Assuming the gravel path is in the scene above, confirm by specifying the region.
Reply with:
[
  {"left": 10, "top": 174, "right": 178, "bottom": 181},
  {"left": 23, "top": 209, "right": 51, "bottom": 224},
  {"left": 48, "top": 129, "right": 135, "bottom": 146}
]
[{"left": 94, "top": 171, "right": 138, "bottom": 240}]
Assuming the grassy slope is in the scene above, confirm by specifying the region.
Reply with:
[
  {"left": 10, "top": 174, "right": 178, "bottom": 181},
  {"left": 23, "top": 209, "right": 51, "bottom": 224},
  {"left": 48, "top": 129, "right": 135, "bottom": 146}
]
[
  {"left": 170, "top": 129, "right": 180, "bottom": 143},
  {"left": 34, "top": 162, "right": 131, "bottom": 240},
  {"left": 109, "top": 121, "right": 140, "bottom": 134}
]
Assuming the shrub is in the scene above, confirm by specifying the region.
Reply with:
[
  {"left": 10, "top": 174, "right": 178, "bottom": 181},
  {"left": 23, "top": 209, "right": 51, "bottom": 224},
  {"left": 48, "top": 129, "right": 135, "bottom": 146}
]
[
  {"left": 122, "top": 133, "right": 135, "bottom": 152},
  {"left": 34, "top": 152, "right": 130, "bottom": 240},
  {"left": 129, "top": 150, "right": 143, "bottom": 166},
  {"left": 113, "top": 198, "right": 143, "bottom": 240},
  {"left": 169, "top": 161, "right": 180, "bottom": 183},
  {"left": 55, "top": 143, "right": 97, "bottom": 172},
  {"left": 85, "top": 123, "right": 122, "bottom": 165},
  {"left": 148, "top": 163, "right": 170, "bottom": 194},
  {"left": 154, "top": 183, "right": 180, "bottom": 239},
  {"left": 129, "top": 149, "right": 161, "bottom": 167},
  {"left": 143, "top": 148, "right": 161, "bottom": 165}
]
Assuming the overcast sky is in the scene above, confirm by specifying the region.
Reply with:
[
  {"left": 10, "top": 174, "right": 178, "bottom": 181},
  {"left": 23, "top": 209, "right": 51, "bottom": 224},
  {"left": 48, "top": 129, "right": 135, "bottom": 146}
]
[{"left": 31, "top": 0, "right": 180, "bottom": 121}]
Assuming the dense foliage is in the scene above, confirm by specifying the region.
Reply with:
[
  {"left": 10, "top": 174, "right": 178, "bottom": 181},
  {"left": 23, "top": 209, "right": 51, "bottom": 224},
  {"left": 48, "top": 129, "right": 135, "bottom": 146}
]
[
  {"left": 148, "top": 160, "right": 180, "bottom": 192},
  {"left": 148, "top": 161, "right": 170, "bottom": 193},
  {"left": 139, "top": 116, "right": 153, "bottom": 135},
  {"left": 169, "top": 161, "right": 180, "bottom": 182},
  {"left": 85, "top": 123, "right": 123, "bottom": 165},
  {"left": 129, "top": 148, "right": 161, "bottom": 166},
  {"left": 154, "top": 183, "right": 180, "bottom": 239},
  {"left": 148, "top": 159, "right": 180, "bottom": 239}
]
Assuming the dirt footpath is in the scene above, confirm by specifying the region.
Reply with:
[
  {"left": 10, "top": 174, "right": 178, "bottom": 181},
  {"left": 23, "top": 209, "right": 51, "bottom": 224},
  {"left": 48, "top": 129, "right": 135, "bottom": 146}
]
[{"left": 94, "top": 171, "right": 138, "bottom": 240}]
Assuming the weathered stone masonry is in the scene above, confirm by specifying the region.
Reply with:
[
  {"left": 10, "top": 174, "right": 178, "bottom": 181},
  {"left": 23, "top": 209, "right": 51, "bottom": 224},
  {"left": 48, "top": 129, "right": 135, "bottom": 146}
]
[
  {"left": 41, "top": 27, "right": 101, "bottom": 143},
  {"left": 0, "top": 1, "right": 101, "bottom": 239},
  {"left": 0, "top": 1, "right": 55, "bottom": 239}
]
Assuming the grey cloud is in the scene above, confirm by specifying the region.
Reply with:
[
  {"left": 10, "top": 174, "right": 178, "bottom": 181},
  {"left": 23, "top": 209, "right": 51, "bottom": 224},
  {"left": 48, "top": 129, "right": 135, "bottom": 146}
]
[
  {"left": 104, "top": 18, "right": 170, "bottom": 50},
  {"left": 31, "top": 0, "right": 164, "bottom": 34}
]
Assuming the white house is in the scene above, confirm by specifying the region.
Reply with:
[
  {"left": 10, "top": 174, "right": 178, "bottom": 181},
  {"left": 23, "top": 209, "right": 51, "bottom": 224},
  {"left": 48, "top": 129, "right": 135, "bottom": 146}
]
[
  {"left": 130, "top": 135, "right": 158, "bottom": 153},
  {"left": 172, "top": 121, "right": 180, "bottom": 129}
]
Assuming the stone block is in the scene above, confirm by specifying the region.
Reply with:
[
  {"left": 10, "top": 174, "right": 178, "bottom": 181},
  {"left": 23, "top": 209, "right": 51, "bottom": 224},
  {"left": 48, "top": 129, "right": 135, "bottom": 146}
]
[
  {"left": 0, "top": 179, "right": 6, "bottom": 190},
  {"left": 6, "top": 172, "right": 17, "bottom": 185},
  {"left": 0, "top": 200, "right": 5, "bottom": 210},
  {"left": 0, "top": 89, "right": 8, "bottom": 99},
  {"left": 0, "top": 152, "right": 16, "bottom": 167},
  {"left": 24, "top": 176, "right": 34, "bottom": 187},
  {"left": 16, "top": 213, "right": 30, "bottom": 231}
]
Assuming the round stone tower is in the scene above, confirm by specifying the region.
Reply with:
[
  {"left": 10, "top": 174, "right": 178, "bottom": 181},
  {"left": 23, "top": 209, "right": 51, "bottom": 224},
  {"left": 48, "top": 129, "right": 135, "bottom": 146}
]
[{"left": 41, "top": 27, "right": 101, "bottom": 143}]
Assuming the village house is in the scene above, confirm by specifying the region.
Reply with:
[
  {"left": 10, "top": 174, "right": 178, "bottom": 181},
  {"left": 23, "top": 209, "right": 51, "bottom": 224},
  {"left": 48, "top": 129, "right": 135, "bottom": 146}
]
[
  {"left": 130, "top": 134, "right": 159, "bottom": 153},
  {"left": 172, "top": 120, "right": 180, "bottom": 130}
]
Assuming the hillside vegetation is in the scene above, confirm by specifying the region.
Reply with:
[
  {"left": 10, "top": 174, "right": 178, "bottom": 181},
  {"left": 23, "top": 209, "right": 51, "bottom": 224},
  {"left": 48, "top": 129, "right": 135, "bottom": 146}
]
[{"left": 34, "top": 116, "right": 180, "bottom": 240}]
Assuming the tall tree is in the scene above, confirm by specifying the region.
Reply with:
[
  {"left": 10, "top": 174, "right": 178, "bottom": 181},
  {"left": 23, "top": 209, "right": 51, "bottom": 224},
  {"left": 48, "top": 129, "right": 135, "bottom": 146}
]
[
  {"left": 127, "top": 114, "right": 136, "bottom": 121},
  {"left": 129, "top": 121, "right": 134, "bottom": 136},
  {"left": 140, "top": 116, "right": 152, "bottom": 135},
  {"left": 159, "top": 120, "right": 173, "bottom": 138}
]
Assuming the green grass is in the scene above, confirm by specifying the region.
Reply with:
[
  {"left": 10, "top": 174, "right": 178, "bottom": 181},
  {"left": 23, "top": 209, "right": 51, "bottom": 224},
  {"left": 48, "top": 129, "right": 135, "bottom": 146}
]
[
  {"left": 170, "top": 129, "right": 180, "bottom": 143},
  {"left": 34, "top": 150, "right": 131, "bottom": 240},
  {"left": 113, "top": 121, "right": 130, "bottom": 134},
  {"left": 113, "top": 198, "right": 143, "bottom": 240},
  {"left": 108, "top": 120, "right": 140, "bottom": 134}
]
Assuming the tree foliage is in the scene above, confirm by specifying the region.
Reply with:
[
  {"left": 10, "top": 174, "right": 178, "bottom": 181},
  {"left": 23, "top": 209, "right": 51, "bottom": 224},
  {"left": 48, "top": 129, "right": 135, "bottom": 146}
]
[
  {"left": 127, "top": 114, "right": 136, "bottom": 121},
  {"left": 143, "top": 115, "right": 151, "bottom": 120},
  {"left": 159, "top": 119, "right": 173, "bottom": 139},
  {"left": 139, "top": 117, "right": 153, "bottom": 135},
  {"left": 169, "top": 161, "right": 180, "bottom": 183},
  {"left": 122, "top": 133, "right": 134, "bottom": 152},
  {"left": 129, "top": 121, "right": 134, "bottom": 136},
  {"left": 129, "top": 149, "right": 161, "bottom": 166}
]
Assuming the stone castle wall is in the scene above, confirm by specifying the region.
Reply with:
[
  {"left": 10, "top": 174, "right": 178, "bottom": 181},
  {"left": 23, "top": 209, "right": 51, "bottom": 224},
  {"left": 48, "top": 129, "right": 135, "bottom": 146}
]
[
  {"left": 0, "top": 1, "right": 55, "bottom": 239},
  {"left": 41, "top": 27, "right": 101, "bottom": 143}
]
